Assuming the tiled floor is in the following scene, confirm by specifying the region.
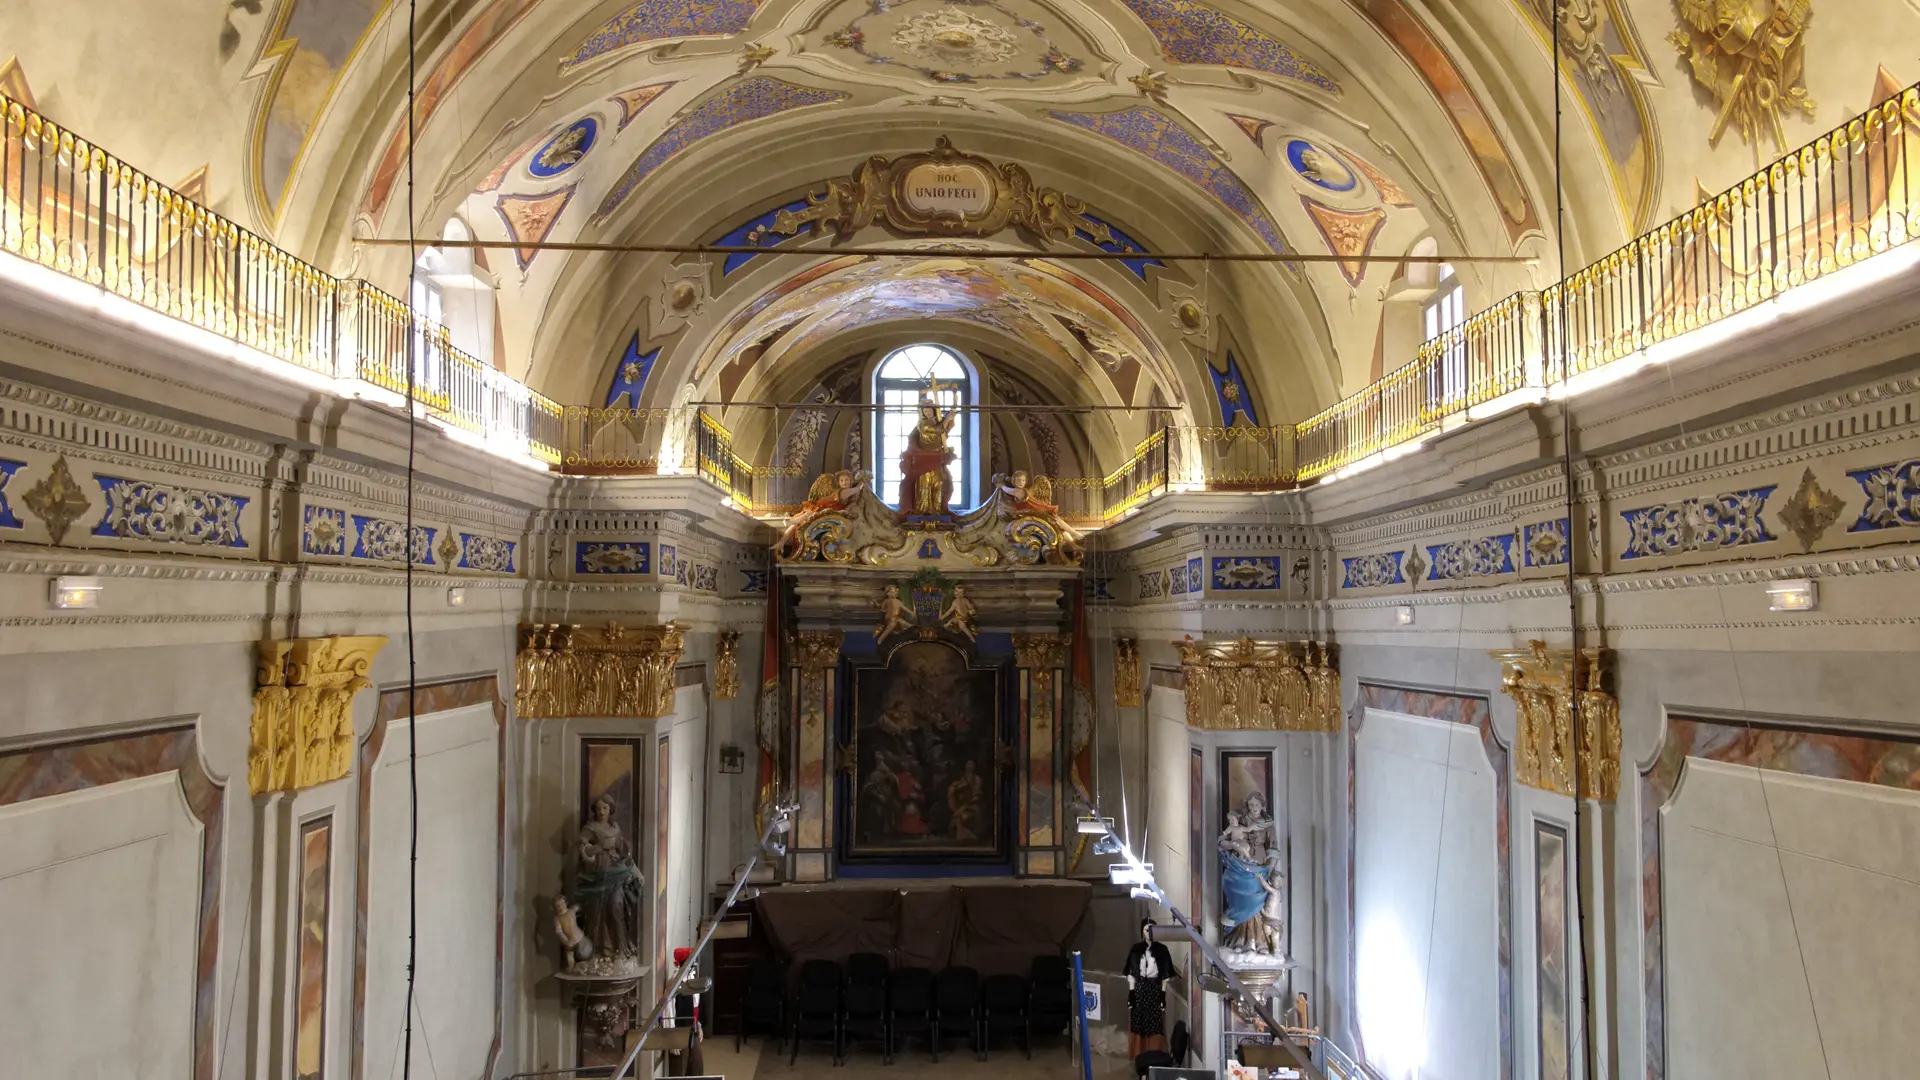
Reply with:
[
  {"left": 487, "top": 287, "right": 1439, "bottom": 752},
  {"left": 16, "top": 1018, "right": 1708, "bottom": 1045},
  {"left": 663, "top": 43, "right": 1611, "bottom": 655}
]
[{"left": 698, "top": 1037, "right": 1139, "bottom": 1079}]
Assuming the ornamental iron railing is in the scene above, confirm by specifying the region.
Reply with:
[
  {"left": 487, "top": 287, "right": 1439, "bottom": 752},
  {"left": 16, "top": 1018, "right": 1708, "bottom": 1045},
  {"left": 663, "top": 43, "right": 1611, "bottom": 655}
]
[{"left": 4, "top": 82, "right": 1915, "bottom": 503}]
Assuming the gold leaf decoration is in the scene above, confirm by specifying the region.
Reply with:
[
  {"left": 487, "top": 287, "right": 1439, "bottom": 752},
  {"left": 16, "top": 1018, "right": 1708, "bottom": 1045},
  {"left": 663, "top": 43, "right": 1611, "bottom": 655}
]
[
  {"left": 248, "top": 636, "right": 388, "bottom": 796},
  {"left": 1175, "top": 637, "right": 1340, "bottom": 731},
  {"left": 1778, "top": 467, "right": 1846, "bottom": 551}
]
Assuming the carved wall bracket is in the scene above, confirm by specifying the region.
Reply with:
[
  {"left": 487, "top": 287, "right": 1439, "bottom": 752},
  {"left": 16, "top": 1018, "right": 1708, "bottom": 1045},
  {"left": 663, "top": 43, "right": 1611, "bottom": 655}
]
[
  {"left": 1492, "top": 641, "right": 1621, "bottom": 800},
  {"left": 714, "top": 629, "right": 741, "bottom": 700},
  {"left": 1113, "top": 637, "right": 1141, "bottom": 707},
  {"left": 514, "top": 622, "right": 687, "bottom": 719},
  {"left": 1174, "top": 637, "right": 1340, "bottom": 732},
  {"left": 247, "top": 635, "right": 388, "bottom": 796}
]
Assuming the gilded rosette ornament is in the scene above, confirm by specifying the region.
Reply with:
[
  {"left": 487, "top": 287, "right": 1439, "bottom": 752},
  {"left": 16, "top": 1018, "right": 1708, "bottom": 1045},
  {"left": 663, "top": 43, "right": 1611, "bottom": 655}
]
[
  {"left": 714, "top": 629, "right": 742, "bottom": 700},
  {"left": 1174, "top": 636, "right": 1340, "bottom": 732},
  {"left": 514, "top": 621, "right": 687, "bottom": 719},
  {"left": 1113, "top": 637, "right": 1142, "bottom": 707},
  {"left": 248, "top": 635, "right": 387, "bottom": 796},
  {"left": 1492, "top": 641, "right": 1620, "bottom": 800}
]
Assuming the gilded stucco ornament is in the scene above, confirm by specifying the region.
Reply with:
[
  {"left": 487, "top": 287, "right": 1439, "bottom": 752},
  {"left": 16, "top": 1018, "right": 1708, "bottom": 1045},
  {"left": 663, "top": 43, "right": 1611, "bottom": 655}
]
[
  {"left": 23, "top": 455, "right": 91, "bottom": 544},
  {"left": 514, "top": 621, "right": 687, "bottom": 719},
  {"left": 1113, "top": 637, "right": 1142, "bottom": 707},
  {"left": 1175, "top": 637, "right": 1340, "bottom": 732},
  {"left": 1492, "top": 641, "right": 1621, "bottom": 800},
  {"left": 714, "top": 629, "right": 742, "bottom": 700},
  {"left": 1779, "top": 467, "right": 1846, "bottom": 550},
  {"left": 768, "top": 136, "right": 1087, "bottom": 243},
  {"left": 247, "top": 635, "right": 388, "bottom": 796},
  {"left": 1669, "top": 0, "right": 1816, "bottom": 151}
]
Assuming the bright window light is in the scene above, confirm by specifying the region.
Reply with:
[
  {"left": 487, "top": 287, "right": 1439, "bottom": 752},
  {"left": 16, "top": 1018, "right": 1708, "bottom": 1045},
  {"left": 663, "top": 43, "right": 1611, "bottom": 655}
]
[{"left": 1358, "top": 916, "right": 1427, "bottom": 1079}]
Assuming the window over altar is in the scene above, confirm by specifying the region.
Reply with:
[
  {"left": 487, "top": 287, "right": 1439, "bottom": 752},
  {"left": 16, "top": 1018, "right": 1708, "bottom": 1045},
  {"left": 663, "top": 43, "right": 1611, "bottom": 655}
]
[{"left": 873, "top": 344, "right": 977, "bottom": 510}]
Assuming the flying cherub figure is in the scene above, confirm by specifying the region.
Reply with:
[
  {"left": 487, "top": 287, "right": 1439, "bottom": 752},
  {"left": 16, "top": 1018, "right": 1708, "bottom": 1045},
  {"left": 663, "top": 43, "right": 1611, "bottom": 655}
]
[{"left": 874, "top": 584, "right": 915, "bottom": 641}]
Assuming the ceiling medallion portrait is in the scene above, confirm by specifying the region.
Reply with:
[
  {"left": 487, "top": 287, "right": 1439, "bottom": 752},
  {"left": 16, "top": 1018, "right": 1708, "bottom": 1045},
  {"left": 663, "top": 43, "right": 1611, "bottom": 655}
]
[{"left": 819, "top": 0, "right": 1085, "bottom": 83}]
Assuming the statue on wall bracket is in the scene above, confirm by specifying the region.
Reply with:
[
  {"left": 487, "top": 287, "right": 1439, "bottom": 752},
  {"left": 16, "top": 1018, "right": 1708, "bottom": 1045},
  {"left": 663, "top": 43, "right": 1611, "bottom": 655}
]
[
  {"left": 769, "top": 135, "right": 1086, "bottom": 243},
  {"left": 1219, "top": 790, "right": 1287, "bottom": 967}
]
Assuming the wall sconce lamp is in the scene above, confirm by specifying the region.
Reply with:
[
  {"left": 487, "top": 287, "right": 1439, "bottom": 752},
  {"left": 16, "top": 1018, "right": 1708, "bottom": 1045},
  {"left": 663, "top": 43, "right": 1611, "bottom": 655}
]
[
  {"left": 447, "top": 587, "right": 468, "bottom": 608},
  {"left": 1766, "top": 579, "right": 1817, "bottom": 612},
  {"left": 49, "top": 576, "right": 102, "bottom": 610},
  {"left": 718, "top": 745, "right": 745, "bottom": 774},
  {"left": 1395, "top": 605, "right": 1415, "bottom": 626}
]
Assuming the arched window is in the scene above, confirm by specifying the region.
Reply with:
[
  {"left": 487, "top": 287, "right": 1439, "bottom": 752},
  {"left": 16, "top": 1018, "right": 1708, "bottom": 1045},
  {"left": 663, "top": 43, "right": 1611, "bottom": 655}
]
[{"left": 873, "top": 344, "right": 976, "bottom": 510}]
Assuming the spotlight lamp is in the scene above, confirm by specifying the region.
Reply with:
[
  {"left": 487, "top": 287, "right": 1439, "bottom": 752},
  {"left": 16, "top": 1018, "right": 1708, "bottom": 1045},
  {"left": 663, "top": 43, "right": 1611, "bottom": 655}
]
[
  {"left": 1076, "top": 814, "right": 1115, "bottom": 834},
  {"left": 446, "top": 586, "right": 468, "bottom": 608},
  {"left": 1109, "top": 862, "right": 1156, "bottom": 886},
  {"left": 1128, "top": 885, "right": 1158, "bottom": 901}
]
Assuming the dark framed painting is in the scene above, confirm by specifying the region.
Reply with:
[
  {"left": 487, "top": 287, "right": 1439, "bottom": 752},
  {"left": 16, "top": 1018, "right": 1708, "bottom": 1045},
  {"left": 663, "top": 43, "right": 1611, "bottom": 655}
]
[
  {"left": 1536, "top": 820, "right": 1570, "bottom": 1080},
  {"left": 843, "top": 639, "right": 1008, "bottom": 861}
]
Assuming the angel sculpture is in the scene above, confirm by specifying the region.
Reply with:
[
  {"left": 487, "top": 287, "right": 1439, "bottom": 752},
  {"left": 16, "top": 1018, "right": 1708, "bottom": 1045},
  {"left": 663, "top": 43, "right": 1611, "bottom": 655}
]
[
  {"left": 940, "top": 584, "right": 979, "bottom": 640},
  {"left": 776, "top": 468, "right": 873, "bottom": 559},
  {"left": 874, "top": 584, "right": 915, "bottom": 642}
]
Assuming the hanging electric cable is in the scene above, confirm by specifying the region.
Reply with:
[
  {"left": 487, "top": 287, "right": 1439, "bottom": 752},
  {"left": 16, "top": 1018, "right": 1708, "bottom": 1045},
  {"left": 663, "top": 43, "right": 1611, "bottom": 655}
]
[{"left": 402, "top": 0, "right": 422, "bottom": 1076}]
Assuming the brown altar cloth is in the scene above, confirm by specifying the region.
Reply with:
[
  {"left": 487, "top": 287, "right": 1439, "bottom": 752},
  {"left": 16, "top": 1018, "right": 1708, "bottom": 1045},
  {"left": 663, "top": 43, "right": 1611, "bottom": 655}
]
[{"left": 756, "top": 881, "right": 1089, "bottom": 979}]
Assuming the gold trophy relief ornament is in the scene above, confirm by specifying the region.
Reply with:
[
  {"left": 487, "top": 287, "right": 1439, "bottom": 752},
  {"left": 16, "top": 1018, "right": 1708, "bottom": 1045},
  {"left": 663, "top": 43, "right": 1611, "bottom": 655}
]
[{"left": 1669, "top": 0, "right": 1816, "bottom": 152}]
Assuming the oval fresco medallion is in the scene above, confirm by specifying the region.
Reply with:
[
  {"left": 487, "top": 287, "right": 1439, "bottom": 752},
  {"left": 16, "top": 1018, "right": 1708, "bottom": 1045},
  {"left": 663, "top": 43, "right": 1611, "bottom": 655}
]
[
  {"left": 529, "top": 117, "right": 598, "bottom": 179},
  {"left": 1285, "top": 138, "right": 1357, "bottom": 193}
]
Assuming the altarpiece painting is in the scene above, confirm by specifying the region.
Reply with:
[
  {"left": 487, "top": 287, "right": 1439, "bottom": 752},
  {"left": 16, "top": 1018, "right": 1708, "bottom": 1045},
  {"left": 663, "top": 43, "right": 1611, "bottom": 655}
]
[{"left": 845, "top": 640, "right": 1007, "bottom": 861}]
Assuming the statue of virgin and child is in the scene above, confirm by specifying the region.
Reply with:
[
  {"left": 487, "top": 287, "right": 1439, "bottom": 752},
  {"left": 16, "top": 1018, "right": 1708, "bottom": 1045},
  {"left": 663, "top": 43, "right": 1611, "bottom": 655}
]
[
  {"left": 555, "top": 795, "right": 645, "bottom": 973},
  {"left": 1219, "top": 790, "right": 1287, "bottom": 962}
]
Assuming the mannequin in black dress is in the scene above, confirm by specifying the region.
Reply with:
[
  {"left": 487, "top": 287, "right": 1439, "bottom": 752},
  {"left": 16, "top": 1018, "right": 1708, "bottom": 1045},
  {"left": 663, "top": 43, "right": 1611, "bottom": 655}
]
[{"left": 1124, "top": 918, "right": 1177, "bottom": 1057}]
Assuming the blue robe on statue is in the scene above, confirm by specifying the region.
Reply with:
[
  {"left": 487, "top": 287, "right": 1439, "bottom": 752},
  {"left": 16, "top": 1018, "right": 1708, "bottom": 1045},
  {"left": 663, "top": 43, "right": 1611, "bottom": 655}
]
[{"left": 1221, "top": 851, "right": 1267, "bottom": 930}]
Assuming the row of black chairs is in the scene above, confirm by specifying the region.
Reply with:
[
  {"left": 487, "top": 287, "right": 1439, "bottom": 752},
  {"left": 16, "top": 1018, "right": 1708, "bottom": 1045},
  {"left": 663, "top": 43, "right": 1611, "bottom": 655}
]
[{"left": 739, "top": 954, "right": 1076, "bottom": 1065}]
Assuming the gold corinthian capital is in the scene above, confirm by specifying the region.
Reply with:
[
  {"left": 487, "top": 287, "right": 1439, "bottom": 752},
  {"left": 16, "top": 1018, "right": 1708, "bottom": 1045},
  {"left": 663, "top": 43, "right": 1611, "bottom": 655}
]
[
  {"left": 514, "top": 621, "right": 688, "bottom": 719},
  {"left": 1491, "top": 641, "right": 1620, "bottom": 800},
  {"left": 1174, "top": 636, "right": 1340, "bottom": 732},
  {"left": 247, "top": 635, "right": 388, "bottom": 796}
]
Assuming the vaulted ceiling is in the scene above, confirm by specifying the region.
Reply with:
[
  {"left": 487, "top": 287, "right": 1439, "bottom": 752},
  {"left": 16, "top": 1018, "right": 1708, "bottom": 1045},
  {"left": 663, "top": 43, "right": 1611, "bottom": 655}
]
[{"left": 15, "top": 0, "right": 1915, "bottom": 434}]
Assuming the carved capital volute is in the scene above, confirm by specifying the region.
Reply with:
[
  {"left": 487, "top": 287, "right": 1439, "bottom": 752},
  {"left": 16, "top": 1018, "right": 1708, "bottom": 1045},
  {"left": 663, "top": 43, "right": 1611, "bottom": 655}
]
[
  {"left": 792, "top": 630, "right": 844, "bottom": 673},
  {"left": 1013, "top": 633, "right": 1071, "bottom": 671}
]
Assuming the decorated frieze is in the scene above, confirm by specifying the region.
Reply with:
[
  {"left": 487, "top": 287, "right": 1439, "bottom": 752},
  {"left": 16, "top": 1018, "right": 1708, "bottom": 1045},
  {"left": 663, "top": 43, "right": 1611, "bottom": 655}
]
[
  {"left": 1492, "top": 641, "right": 1620, "bottom": 801},
  {"left": 1175, "top": 636, "right": 1339, "bottom": 732},
  {"left": 247, "top": 635, "right": 388, "bottom": 796},
  {"left": 1139, "top": 570, "right": 1168, "bottom": 599},
  {"left": 1212, "top": 555, "right": 1282, "bottom": 590},
  {"left": 456, "top": 532, "right": 518, "bottom": 574},
  {"left": 1618, "top": 486, "right": 1776, "bottom": 561},
  {"left": 577, "top": 541, "right": 650, "bottom": 574},
  {"left": 93, "top": 475, "right": 250, "bottom": 549},
  {"left": 740, "top": 568, "right": 770, "bottom": 593},
  {"left": 1340, "top": 550, "right": 1405, "bottom": 590},
  {"left": 1847, "top": 459, "right": 1920, "bottom": 532},
  {"left": 1424, "top": 533, "right": 1516, "bottom": 582},
  {"left": 351, "top": 514, "right": 437, "bottom": 564},
  {"left": 0, "top": 458, "right": 25, "bottom": 529},
  {"left": 514, "top": 621, "right": 687, "bottom": 719},
  {"left": 1521, "top": 518, "right": 1570, "bottom": 569}
]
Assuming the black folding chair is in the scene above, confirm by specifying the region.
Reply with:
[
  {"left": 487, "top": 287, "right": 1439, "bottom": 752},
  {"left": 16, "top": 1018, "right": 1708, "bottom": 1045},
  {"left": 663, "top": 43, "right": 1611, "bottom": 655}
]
[
  {"left": 847, "top": 951, "right": 890, "bottom": 988},
  {"left": 932, "top": 966, "right": 980, "bottom": 1063},
  {"left": 842, "top": 979, "right": 889, "bottom": 1062},
  {"left": 1028, "top": 956, "right": 1074, "bottom": 1058},
  {"left": 737, "top": 955, "right": 787, "bottom": 1052},
  {"left": 980, "top": 973, "right": 1032, "bottom": 1059},
  {"left": 791, "top": 959, "right": 843, "bottom": 1065},
  {"left": 886, "top": 967, "right": 935, "bottom": 1059}
]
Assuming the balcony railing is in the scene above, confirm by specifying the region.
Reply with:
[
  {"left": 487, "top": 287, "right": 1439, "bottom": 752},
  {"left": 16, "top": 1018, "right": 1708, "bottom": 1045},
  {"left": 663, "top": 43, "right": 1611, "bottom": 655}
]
[
  {"left": 1, "top": 91, "right": 564, "bottom": 465},
  {"left": 4, "top": 81, "right": 1915, "bottom": 506}
]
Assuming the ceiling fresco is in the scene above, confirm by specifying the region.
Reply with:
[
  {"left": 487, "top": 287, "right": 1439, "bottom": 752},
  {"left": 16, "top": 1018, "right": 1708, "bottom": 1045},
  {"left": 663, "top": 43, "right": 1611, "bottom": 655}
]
[{"left": 560, "top": 0, "right": 762, "bottom": 76}]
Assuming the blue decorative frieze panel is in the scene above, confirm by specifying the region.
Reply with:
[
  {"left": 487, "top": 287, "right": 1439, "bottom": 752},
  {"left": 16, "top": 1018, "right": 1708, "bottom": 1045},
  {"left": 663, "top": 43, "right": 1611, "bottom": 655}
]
[
  {"left": 1847, "top": 460, "right": 1920, "bottom": 532},
  {"left": 1212, "top": 555, "right": 1282, "bottom": 590},
  {"left": 1186, "top": 556, "right": 1203, "bottom": 593},
  {"left": 92, "top": 476, "right": 249, "bottom": 548},
  {"left": 1169, "top": 561, "right": 1190, "bottom": 595},
  {"left": 1139, "top": 570, "right": 1168, "bottom": 599},
  {"left": 351, "top": 515, "right": 437, "bottom": 565},
  {"left": 0, "top": 458, "right": 25, "bottom": 529},
  {"left": 1619, "top": 487, "right": 1776, "bottom": 560},
  {"left": 301, "top": 505, "right": 347, "bottom": 556},
  {"left": 457, "top": 533, "right": 517, "bottom": 574},
  {"left": 740, "top": 568, "right": 770, "bottom": 593},
  {"left": 660, "top": 544, "right": 678, "bottom": 579},
  {"left": 1341, "top": 551, "right": 1405, "bottom": 590},
  {"left": 576, "top": 541, "right": 649, "bottom": 574},
  {"left": 1522, "top": 519, "right": 1570, "bottom": 568},
  {"left": 1085, "top": 576, "right": 1114, "bottom": 600},
  {"left": 1426, "top": 534, "right": 1516, "bottom": 581},
  {"left": 691, "top": 564, "right": 719, "bottom": 592}
]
